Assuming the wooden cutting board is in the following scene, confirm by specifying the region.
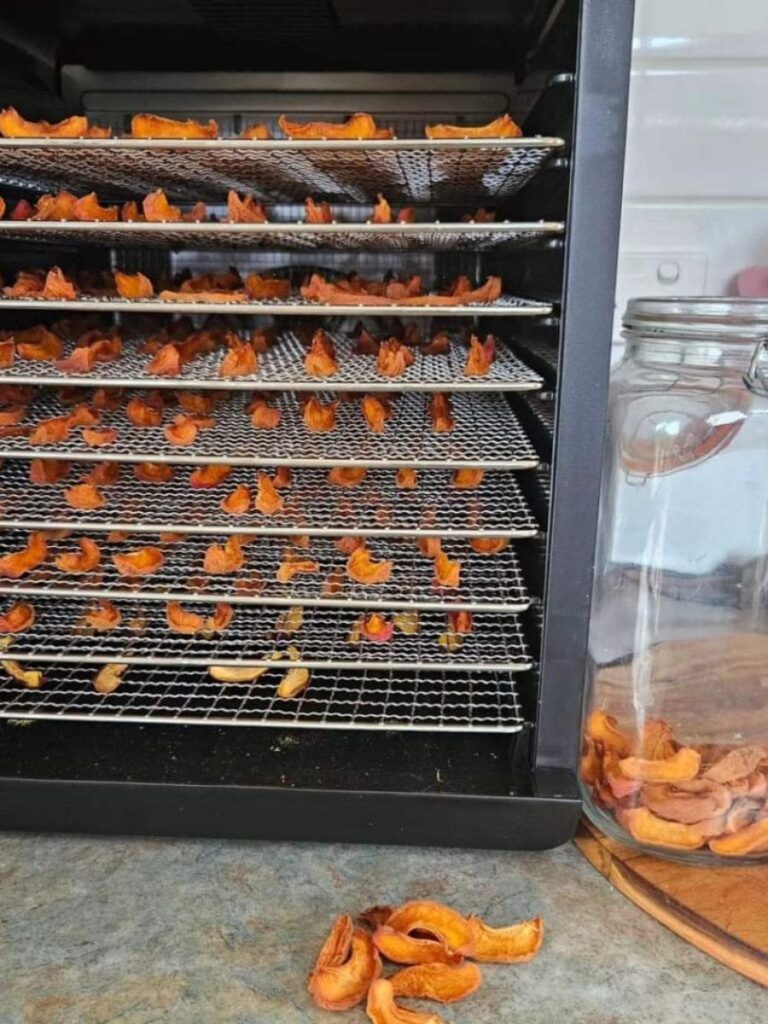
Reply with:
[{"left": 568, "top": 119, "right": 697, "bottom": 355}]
[{"left": 574, "top": 819, "right": 768, "bottom": 987}]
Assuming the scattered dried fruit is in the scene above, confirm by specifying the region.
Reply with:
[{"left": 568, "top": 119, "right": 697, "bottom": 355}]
[
  {"left": 64, "top": 482, "right": 105, "bottom": 509},
  {"left": 2, "top": 660, "right": 43, "bottom": 688},
  {"left": 93, "top": 663, "right": 128, "bottom": 694},
  {"left": 254, "top": 472, "right": 284, "bottom": 515},
  {"left": 366, "top": 979, "right": 445, "bottom": 1024},
  {"left": 0, "top": 601, "right": 35, "bottom": 634},
  {"left": 328, "top": 466, "right": 367, "bottom": 487},
  {"left": 112, "top": 546, "right": 165, "bottom": 577},
  {"left": 346, "top": 546, "right": 393, "bottom": 585},
  {"left": 220, "top": 484, "right": 251, "bottom": 515},
  {"left": 308, "top": 914, "right": 381, "bottom": 1011},
  {"left": 203, "top": 536, "right": 244, "bottom": 574},
  {"left": 54, "top": 537, "right": 101, "bottom": 573},
  {"left": 0, "top": 531, "right": 48, "bottom": 578},
  {"left": 461, "top": 915, "right": 543, "bottom": 963},
  {"left": 390, "top": 962, "right": 482, "bottom": 1004}
]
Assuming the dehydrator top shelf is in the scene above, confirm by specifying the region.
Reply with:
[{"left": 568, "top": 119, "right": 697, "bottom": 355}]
[
  {"left": 0, "top": 331, "right": 543, "bottom": 393},
  {"left": 0, "top": 136, "right": 565, "bottom": 205},
  {"left": 0, "top": 598, "right": 532, "bottom": 675},
  {"left": 0, "top": 662, "right": 526, "bottom": 734},
  {"left": 0, "top": 463, "right": 539, "bottom": 540},
  {"left": 0, "top": 219, "right": 564, "bottom": 254}
]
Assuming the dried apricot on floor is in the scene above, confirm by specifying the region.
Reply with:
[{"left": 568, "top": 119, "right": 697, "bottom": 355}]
[
  {"left": 84, "top": 600, "right": 121, "bottom": 631},
  {"left": 328, "top": 467, "right": 367, "bottom": 487},
  {"left": 366, "top": 979, "right": 445, "bottom": 1024},
  {"left": 372, "top": 927, "right": 462, "bottom": 967},
  {"left": 112, "top": 546, "right": 165, "bottom": 577},
  {"left": 346, "top": 546, "right": 393, "bottom": 585},
  {"left": 619, "top": 746, "right": 701, "bottom": 783},
  {"left": 460, "top": 915, "right": 543, "bottom": 963},
  {"left": 361, "top": 394, "right": 391, "bottom": 433},
  {"left": 203, "top": 536, "right": 244, "bottom": 574},
  {"left": 64, "top": 482, "right": 105, "bottom": 509},
  {"left": 0, "top": 601, "right": 35, "bottom": 633},
  {"left": 308, "top": 914, "right": 381, "bottom": 1012},
  {"left": 254, "top": 472, "right": 284, "bottom": 515},
  {"left": 390, "top": 962, "right": 481, "bottom": 1004},
  {"left": 166, "top": 601, "right": 206, "bottom": 635},
  {"left": 54, "top": 537, "right": 101, "bottom": 573},
  {"left": 165, "top": 414, "right": 199, "bottom": 447},
  {"left": 0, "top": 531, "right": 48, "bottom": 578},
  {"left": 82, "top": 427, "right": 117, "bottom": 447},
  {"left": 385, "top": 902, "right": 472, "bottom": 952},
  {"left": 220, "top": 484, "right": 251, "bottom": 516},
  {"left": 190, "top": 464, "right": 231, "bottom": 489}
]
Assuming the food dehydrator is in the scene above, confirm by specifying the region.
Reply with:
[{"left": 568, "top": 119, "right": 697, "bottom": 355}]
[{"left": 0, "top": 0, "right": 634, "bottom": 849}]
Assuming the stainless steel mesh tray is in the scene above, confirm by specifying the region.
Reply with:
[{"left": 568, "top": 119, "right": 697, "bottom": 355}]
[
  {"left": 0, "top": 219, "right": 563, "bottom": 253},
  {"left": 0, "top": 331, "right": 543, "bottom": 393},
  {"left": 0, "top": 136, "right": 564, "bottom": 205},
  {"left": 522, "top": 391, "right": 556, "bottom": 437},
  {"left": 0, "top": 294, "right": 552, "bottom": 318},
  {"left": 0, "top": 661, "right": 524, "bottom": 733},
  {"left": 3, "top": 391, "right": 540, "bottom": 469},
  {"left": 0, "top": 461, "right": 539, "bottom": 539},
  {"left": 0, "top": 598, "right": 531, "bottom": 674},
  {"left": 0, "top": 531, "right": 530, "bottom": 612}
]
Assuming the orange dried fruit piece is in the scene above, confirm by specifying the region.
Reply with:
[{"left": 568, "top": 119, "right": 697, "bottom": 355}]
[
  {"left": 54, "top": 346, "right": 98, "bottom": 374},
  {"left": 703, "top": 745, "right": 766, "bottom": 783},
  {"left": 276, "top": 665, "right": 310, "bottom": 699},
  {"left": 634, "top": 718, "right": 678, "bottom": 761},
  {"left": 207, "top": 603, "right": 233, "bottom": 632},
  {"left": 271, "top": 466, "right": 292, "bottom": 489},
  {"left": 354, "top": 327, "right": 380, "bottom": 355},
  {"left": 254, "top": 472, "right": 284, "bottom": 515},
  {"left": 305, "top": 330, "right": 339, "bottom": 377},
  {"left": 347, "top": 546, "right": 393, "bottom": 586},
  {"left": 370, "top": 194, "right": 392, "bottom": 224},
  {"left": 2, "top": 660, "right": 43, "bottom": 689},
  {"left": 203, "top": 536, "right": 244, "bottom": 575},
  {"left": 29, "top": 414, "right": 72, "bottom": 446},
  {"left": 0, "top": 107, "right": 104, "bottom": 139},
  {"left": 142, "top": 188, "right": 182, "bottom": 222},
  {"left": 249, "top": 398, "right": 282, "bottom": 429},
  {"left": 461, "top": 915, "right": 543, "bottom": 963},
  {"left": 386, "top": 901, "right": 472, "bottom": 951},
  {"left": 114, "top": 270, "right": 154, "bottom": 299},
  {"left": 328, "top": 467, "right": 367, "bottom": 487},
  {"left": 360, "top": 613, "right": 394, "bottom": 644},
  {"left": 0, "top": 405, "right": 26, "bottom": 426},
  {"left": 617, "top": 806, "right": 720, "bottom": 851},
  {"left": 469, "top": 536, "right": 508, "bottom": 555},
  {"left": 0, "top": 531, "right": 48, "bottom": 578},
  {"left": 390, "top": 962, "right": 482, "bottom": 1004},
  {"left": 433, "top": 550, "right": 461, "bottom": 589},
  {"left": 16, "top": 325, "right": 63, "bottom": 361},
  {"left": 429, "top": 394, "right": 454, "bottom": 433},
  {"left": 82, "top": 427, "right": 117, "bottom": 447},
  {"left": 67, "top": 404, "right": 100, "bottom": 428},
  {"left": 93, "top": 663, "right": 127, "bottom": 694},
  {"left": 220, "top": 484, "right": 251, "bottom": 516},
  {"left": 41, "top": 267, "right": 77, "bottom": 300},
  {"left": 135, "top": 462, "right": 174, "bottom": 484},
  {"left": 0, "top": 601, "right": 35, "bottom": 633},
  {"left": 145, "top": 343, "right": 181, "bottom": 377},
  {"left": 190, "top": 464, "right": 231, "bottom": 489},
  {"left": 464, "top": 334, "right": 496, "bottom": 377},
  {"left": 418, "top": 536, "right": 442, "bottom": 558},
  {"left": 308, "top": 914, "right": 382, "bottom": 1012},
  {"left": 131, "top": 113, "right": 218, "bottom": 139},
  {"left": 641, "top": 780, "right": 732, "bottom": 825},
  {"left": 422, "top": 331, "right": 451, "bottom": 356},
  {"left": 125, "top": 396, "right": 163, "bottom": 428},
  {"left": 31, "top": 191, "right": 78, "bottom": 220},
  {"left": 276, "top": 549, "right": 319, "bottom": 582},
  {"left": 303, "top": 396, "right": 337, "bottom": 432},
  {"left": 585, "top": 708, "right": 633, "bottom": 757},
  {"left": 29, "top": 459, "right": 69, "bottom": 485},
  {"left": 240, "top": 122, "right": 271, "bottom": 140},
  {"left": 227, "top": 190, "right": 268, "bottom": 222},
  {"left": 425, "top": 113, "right": 522, "bottom": 139},
  {"left": 304, "top": 196, "right": 333, "bottom": 223},
  {"left": 372, "top": 927, "right": 462, "bottom": 967},
  {"left": 219, "top": 342, "right": 258, "bottom": 378},
  {"left": 709, "top": 815, "right": 768, "bottom": 857},
  {"left": 84, "top": 600, "right": 121, "bottom": 631},
  {"left": 0, "top": 340, "right": 14, "bottom": 367},
  {"left": 54, "top": 537, "right": 101, "bottom": 573},
  {"left": 113, "top": 546, "right": 166, "bottom": 577},
  {"left": 65, "top": 482, "right": 105, "bottom": 510},
  {"left": 244, "top": 273, "right": 291, "bottom": 300},
  {"left": 361, "top": 394, "right": 391, "bottom": 433},
  {"left": 93, "top": 388, "right": 125, "bottom": 411},
  {"left": 165, "top": 413, "right": 199, "bottom": 447},
  {"left": 394, "top": 468, "right": 418, "bottom": 489},
  {"left": 377, "top": 339, "right": 415, "bottom": 378},
  {"left": 72, "top": 192, "right": 118, "bottom": 222},
  {"left": 280, "top": 112, "right": 387, "bottom": 140},
  {"left": 366, "top": 979, "right": 446, "bottom": 1024},
  {"left": 166, "top": 601, "right": 207, "bottom": 635},
  {"left": 619, "top": 746, "right": 701, "bottom": 783}
]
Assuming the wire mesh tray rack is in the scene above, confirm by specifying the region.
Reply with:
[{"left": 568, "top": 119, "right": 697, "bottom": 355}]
[
  {"left": 2, "top": 391, "right": 540, "bottom": 469},
  {"left": 0, "top": 293, "right": 553, "bottom": 318},
  {"left": 0, "top": 598, "right": 532, "bottom": 674},
  {"left": 0, "top": 331, "right": 543, "bottom": 393},
  {"left": 0, "top": 219, "right": 564, "bottom": 253},
  {"left": 0, "top": 661, "right": 525, "bottom": 733},
  {"left": 0, "top": 136, "right": 565, "bottom": 205},
  {"left": 0, "top": 462, "right": 539, "bottom": 539},
  {"left": 0, "top": 532, "right": 530, "bottom": 613}
]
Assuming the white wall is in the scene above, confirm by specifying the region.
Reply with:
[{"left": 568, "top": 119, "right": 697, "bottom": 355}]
[{"left": 614, "top": 0, "right": 768, "bottom": 334}]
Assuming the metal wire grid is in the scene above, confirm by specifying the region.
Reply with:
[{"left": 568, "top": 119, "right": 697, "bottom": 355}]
[
  {"left": 0, "top": 137, "right": 564, "bottom": 204},
  {"left": 0, "top": 598, "right": 531, "bottom": 673},
  {"left": 0, "top": 532, "right": 530, "bottom": 612},
  {"left": 0, "top": 462, "right": 539, "bottom": 539},
  {"left": 0, "top": 294, "right": 552, "bottom": 318},
  {"left": 514, "top": 337, "right": 559, "bottom": 376},
  {"left": 0, "top": 330, "right": 543, "bottom": 394},
  {"left": 521, "top": 391, "right": 556, "bottom": 436},
  {"left": 0, "top": 391, "right": 540, "bottom": 469},
  {"left": 0, "top": 661, "right": 525, "bottom": 733},
  {"left": 0, "top": 220, "right": 564, "bottom": 253}
]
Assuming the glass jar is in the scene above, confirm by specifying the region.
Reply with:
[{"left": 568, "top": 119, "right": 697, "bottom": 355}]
[{"left": 581, "top": 298, "right": 768, "bottom": 863}]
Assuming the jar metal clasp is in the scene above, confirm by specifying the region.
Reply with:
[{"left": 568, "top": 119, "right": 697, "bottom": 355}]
[{"left": 744, "top": 335, "right": 768, "bottom": 397}]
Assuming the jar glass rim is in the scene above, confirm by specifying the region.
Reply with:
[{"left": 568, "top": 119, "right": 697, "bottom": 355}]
[{"left": 623, "top": 296, "right": 768, "bottom": 341}]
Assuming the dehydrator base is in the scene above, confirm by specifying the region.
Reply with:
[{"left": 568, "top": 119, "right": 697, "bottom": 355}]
[{"left": 0, "top": 722, "right": 580, "bottom": 849}]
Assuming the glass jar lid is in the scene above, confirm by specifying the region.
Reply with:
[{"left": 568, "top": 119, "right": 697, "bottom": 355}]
[{"left": 624, "top": 297, "right": 768, "bottom": 340}]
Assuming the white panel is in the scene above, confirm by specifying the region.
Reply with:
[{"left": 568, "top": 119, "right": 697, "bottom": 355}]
[
  {"left": 634, "top": 0, "right": 768, "bottom": 60},
  {"left": 623, "top": 66, "right": 768, "bottom": 199}
]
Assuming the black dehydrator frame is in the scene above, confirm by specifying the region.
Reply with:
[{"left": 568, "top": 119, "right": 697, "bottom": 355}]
[{"left": 0, "top": 0, "right": 634, "bottom": 849}]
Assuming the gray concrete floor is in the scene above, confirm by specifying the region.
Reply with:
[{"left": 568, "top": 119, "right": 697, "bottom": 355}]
[{"left": 0, "top": 834, "right": 764, "bottom": 1024}]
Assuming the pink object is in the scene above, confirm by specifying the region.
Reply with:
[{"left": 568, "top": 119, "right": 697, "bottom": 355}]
[{"left": 736, "top": 266, "right": 768, "bottom": 297}]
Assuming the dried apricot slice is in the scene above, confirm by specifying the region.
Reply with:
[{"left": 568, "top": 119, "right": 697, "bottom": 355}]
[
  {"left": 703, "top": 745, "right": 766, "bottom": 784},
  {"left": 112, "top": 546, "right": 165, "bottom": 577},
  {"left": 64, "top": 482, "right": 105, "bottom": 510},
  {"left": 249, "top": 399, "right": 282, "bottom": 429},
  {"left": 386, "top": 902, "right": 472, "bottom": 952},
  {"left": 433, "top": 550, "right": 461, "bottom": 589},
  {"left": 135, "top": 462, "right": 174, "bottom": 484},
  {"left": 328, "top": 467, "right": 367, "bottom": 487},
  {"left": 276, "top": 666, "right": 310, "bottom": 699},
  {"left": 425, "top": 113, "right": 521, "bottom": 139},
  {"left": 219, "top": 342, "right": 258, "bottom": 378},
  {"left": 166, "top": 602, "right": 206, "bottom": 635},
  {"left": 82, "top": 427, "right": 117, "bottom": 447},
  {"left": 617, "top": 806, "right": 722, "bottom": 850},
  {"left": 395, "top": 468, "right": 418, "bottom": 489},
  {"left": 377, "top": 339, "right": 414, "bottom": 378},
  {"left": 308, "top": 914, "right": 382, "bottom": 1012},
  {"left": 84, "top": 600, "right": 121, "bottom": 631},
  {"left": 143, "top": 189, "right": 181, "bottom": 221},
  {"left": 619, "top": 746, "right": 701, "bottom": 783},
  {"left": 303, "top": 396, "right": 337, "bottom": 432},
  {"left": 469, "top": 536, "right": 508, "bottom": 555},
  {"left": 346, "top": 547, "right": 393, "bottom": 585},
  {"left": 0, "top": 601, "right": 35, "bottom": 633},
  {"left": 460, "top": 915, "right": 543, "bottom": 963},
  {"left": 54, "top": 537, "right": 101, "bottom": 573},
  {"left": 0, "top": 531, "right": 47, "bottom": 578},
  {"left": 305, "top": 331, "right": 339, "bottom": 377},
  {"left": 585, "top": 709, "right": 633, "bottom": 757},
  {"left": 276, "top": 550, "right": 318, "bottom": 582},
  {"left": 2, "top": 660, "right": 43, "bottom": 689},
  {"left": 254, "top": 473, "right": 284, "bottom": 515},
  {"left": 126, "top": 397, "right": 163, "bottom": 428},
  {"left": 165, "top": 414, "right": 199, "bottom": 447},
  {"left": 221, "top": 484, "right": 251, "bottom": 516},
  {"left": 464, "top": 334, "right": 496, "bottom": 377},
  {"left": 203, "top": 537, "right": 244, "bottom": 574},
  {"left": 709, "top": 816, "right": 768, "bottom": 857},
  {"left": 452, "top": 468, "right": 484, "bottom": 489},
  {"left": 366, "top": 979, "right": 445, "bottom": 1024},
  {"left": 190, "top": 464, "right": 231, "bottom": 489},
  {"left": 372, "top": 927, "right": 462, "bottom": 967},
  {"left": 361, "top": 394, "right": 391, "bottom": 433},
  {"left": 641, "top": 780, "right": 732, "bottom": 825},
  {"left": 131, "top": 114, "right": 217, "bottom": 139},
  {"left": 428, "top": 394, "right": 454, "bottom": 433},
  {"left": 85, "top": 462, "right": 120, "bottom": 487},
  {"left": 227, "top": 190, "right": 268, "bottom": 222},
  {"left": 390, "top": 962, "right": 481, "bottom": 1004}
]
